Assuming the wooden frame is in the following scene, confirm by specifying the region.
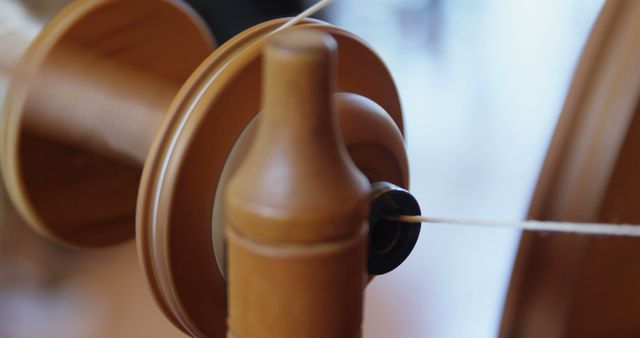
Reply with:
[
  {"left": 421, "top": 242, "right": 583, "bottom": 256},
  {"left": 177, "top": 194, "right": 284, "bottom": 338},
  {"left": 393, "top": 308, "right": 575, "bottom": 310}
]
[{"left": 501, "top": 1, "right": 640, "bottom": 337}]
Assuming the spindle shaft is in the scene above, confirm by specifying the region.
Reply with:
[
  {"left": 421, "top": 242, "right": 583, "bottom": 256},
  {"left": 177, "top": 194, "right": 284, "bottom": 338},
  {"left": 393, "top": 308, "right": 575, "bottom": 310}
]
[
  {"left": 0, "top": 2, "right": 191, "bottom": 166},
  {"left": 225, "top": 30, "right": 371, "bottom": 338},
  {"left": 22, "top": 50, "right": 175, "bottom": 165}
]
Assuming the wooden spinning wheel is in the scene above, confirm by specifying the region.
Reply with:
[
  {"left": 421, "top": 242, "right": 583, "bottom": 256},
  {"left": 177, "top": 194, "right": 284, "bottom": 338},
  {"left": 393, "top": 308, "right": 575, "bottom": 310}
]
[
  {"left": 1, "top": 0, "right": 639, "bottom": 337},
  {"left": 1, "top": 0, "right": 418, "bottom": 336}
]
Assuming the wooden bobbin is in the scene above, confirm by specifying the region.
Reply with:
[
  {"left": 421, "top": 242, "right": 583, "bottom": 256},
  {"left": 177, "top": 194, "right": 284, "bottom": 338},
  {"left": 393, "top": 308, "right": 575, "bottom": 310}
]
[
  {"left": 1, "top": 0, "right": 214, "bottom": 247},
  {"left": 1, "top": 1, "right": 411, "bottom": 337}
]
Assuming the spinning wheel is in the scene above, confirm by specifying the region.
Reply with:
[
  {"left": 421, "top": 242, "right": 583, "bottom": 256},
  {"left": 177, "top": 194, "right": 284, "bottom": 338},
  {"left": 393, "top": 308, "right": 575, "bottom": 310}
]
[
  {"left": 2, "top": 0, "right": 639, "bottom": 337},
  {"left": 0, "top": 0, "right": 419, "bottom": 337}
]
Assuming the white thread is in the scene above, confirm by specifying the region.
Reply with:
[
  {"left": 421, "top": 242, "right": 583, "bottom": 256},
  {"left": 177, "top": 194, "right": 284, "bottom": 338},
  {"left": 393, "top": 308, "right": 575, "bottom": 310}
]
[
  {"left": 273, "top": 0, "right": 333, "bottom": 33},
  {"left": 388, "top": 215, "right": 640, "bottom": 237}
]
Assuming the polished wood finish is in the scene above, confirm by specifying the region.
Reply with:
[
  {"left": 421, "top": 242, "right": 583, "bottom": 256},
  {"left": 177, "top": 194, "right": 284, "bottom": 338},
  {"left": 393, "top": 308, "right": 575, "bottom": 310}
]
[
  {"left": 1, "top": 2, "right": 408, "bottom": 336},
  {"left": 7, "top": 0, "right": 640, "bottom": 337},
  {"left": 226, "top": 29, "right": 369, "bottom": 338}
]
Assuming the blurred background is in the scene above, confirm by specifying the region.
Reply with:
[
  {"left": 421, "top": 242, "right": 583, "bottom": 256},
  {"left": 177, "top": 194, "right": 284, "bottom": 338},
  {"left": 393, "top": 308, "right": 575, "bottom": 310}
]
[{"left": 0, "top": 0, "right": 604, "bottom": 337}]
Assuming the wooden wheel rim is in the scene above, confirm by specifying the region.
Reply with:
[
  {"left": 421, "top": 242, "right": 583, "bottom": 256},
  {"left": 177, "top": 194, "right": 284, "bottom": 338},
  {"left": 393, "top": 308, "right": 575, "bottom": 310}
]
[
  {"left": 501, "top": 1, "right": 640, "bottom": 336},
  {"left": 0, "top": 0, "right": 213, "bottom": 247},
  {"left": 137, "top": 19, "right": 406, "bottom": 337}
]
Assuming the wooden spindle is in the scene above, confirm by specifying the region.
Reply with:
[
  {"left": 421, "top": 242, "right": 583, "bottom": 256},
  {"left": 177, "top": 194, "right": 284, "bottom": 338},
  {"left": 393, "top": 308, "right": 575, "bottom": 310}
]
[
  {"left": 21, "top": 50, "right": 175, "bottom": 165},
  {"left": 225, "top": 30, "right": 371, "bottom": 338}
]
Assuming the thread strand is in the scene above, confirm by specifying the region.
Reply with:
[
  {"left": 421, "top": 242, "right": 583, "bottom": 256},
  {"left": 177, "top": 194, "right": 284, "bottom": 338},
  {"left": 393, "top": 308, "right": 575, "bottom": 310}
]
[
  {"left": 386, "top": 215, "right": 640, "bottom": 237},
  {"left": 273, "top": 0, "right": 333, "bottom": 33}
]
